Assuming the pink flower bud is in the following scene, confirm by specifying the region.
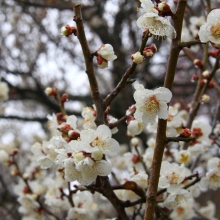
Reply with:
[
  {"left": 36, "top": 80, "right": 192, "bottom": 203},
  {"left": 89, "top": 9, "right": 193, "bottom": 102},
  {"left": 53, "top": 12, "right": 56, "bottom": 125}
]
[
  {"left": 61, "top": 93, "right": 68, "bottom": 103},
  {"left": 180, "top": 128, "right": 192, "bottom": 138},
  {"left": 200, "top": 79, "right": 207, "bottom": 87},
  {"left": 193, "top": 59, "right": 203, "bottom": 68},
  {"left": 191, "top": 74, "right": 199, "bottom": 82},
  {"left": 208, "top": 80, "right": 214, "bottom": 88},
  {"left": 60, "top": 25, "right": 77, "bottom": 37},
  {"left": 208, "top": 49, "right": 220, "bottom": 58}
]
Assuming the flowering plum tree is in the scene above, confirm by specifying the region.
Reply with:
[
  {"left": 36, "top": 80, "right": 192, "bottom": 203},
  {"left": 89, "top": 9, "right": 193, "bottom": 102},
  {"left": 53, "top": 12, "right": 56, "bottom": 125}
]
[{"left": 1, "top": 0, "right": 220, "bottom": 220}]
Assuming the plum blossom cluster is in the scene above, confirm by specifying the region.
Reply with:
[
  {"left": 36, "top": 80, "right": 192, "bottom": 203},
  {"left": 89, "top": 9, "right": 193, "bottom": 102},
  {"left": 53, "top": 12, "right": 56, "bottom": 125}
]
[
  {"left": 137, "top": 0, "right": 176, "bottom": 38},
  {"left": 127, "top": 83, "right": 172, "bottom": 136},
  {"left": 31, "top": 114, "right": 120, "bottom": 185},
  {"left": 2, "top": 2, "right": 220, "bottom": 220}
]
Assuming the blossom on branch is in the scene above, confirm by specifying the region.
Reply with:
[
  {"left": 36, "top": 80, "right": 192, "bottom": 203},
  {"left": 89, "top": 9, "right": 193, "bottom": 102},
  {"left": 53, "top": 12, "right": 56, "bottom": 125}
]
[
  {"left": 96, "top": 44, "right": 117, "bottom": 68},
  {"left": 198, "top": 9, "right": 220, "bottom": 45},
  {"left": 136, "top": 0, "right": 176, "bottom": 38},
  {"left": 133, "top": 84, "right": 172, "bottom": 124}
]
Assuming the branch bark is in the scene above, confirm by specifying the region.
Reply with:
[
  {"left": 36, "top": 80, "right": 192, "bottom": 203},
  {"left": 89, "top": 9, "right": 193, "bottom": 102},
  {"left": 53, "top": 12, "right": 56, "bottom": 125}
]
[{"left": 144, "top": 1, "right": 187, "bottom": 219}]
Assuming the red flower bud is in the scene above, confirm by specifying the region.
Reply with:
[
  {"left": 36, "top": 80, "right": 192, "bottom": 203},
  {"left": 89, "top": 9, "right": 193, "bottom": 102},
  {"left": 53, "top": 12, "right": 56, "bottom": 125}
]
[
  {"left": 208, "top": 80, "right": 214, "bottom": 88},
  {"left": 180, "top": 128, "right": 192, "bottom": 138},
  {"left": 61, "top": 93, "right": 68, "bottom": 103},
  {"left": 208, "top": 49, "right": 220, "bottom": 58},
  {"left": 191, "top": 74, "right": 199, "bottom": 82},
  {"left": 193, "top": 59, "right": 203, "bottom": 68}
]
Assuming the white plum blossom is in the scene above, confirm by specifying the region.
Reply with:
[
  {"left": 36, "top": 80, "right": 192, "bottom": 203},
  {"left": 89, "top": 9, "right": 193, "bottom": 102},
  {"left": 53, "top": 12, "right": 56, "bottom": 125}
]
[
  {"left": 107, "top": 115, "right": 119, "bottom": 134},
  {"left": 174, "top": 150, "right": 192, "bottom": 164},
  {"left": 96, "top": 44, "right": 117, "bottom": 68},
  {"left": 71, "top": 124, "right": 120, "bottom": 157},
  {"left": 0, "top": 150, "right": 9, "bottom": 165},
  {"left": 130, "top": 171, "right": 148, "bottom": 189},
  {"left": 97, "top": 44, "right": 117, "bottom": 61},
  {"left": 47, "top": 113, "right": 60, "bottom": 135},
  {"left": 134, "top": 84, "right": 172, "bottom": 124},
  {"left": 198, "top": 9, "right": 220, "bottom": 44},
  {"left": 199, "top": 201, "right": 217, "bottom": 220},
  {"left": 137, "top": 0, "right": 176, "bottom": 38},
  {"left": 64, "top": 157, "right": 112, "bottom": 185},
  {"left": 170, "top": 198, "right": 196, "bottom": 220},
  {"left": 44, "top": 173, "right": 71, "bottom": 211},
  {"left": 164, "top": 185, "right": 192, "bottom": 209},
  {"left": 127, "top": 118, "right": 145, "bottom": 136},
  {"left": 159, "top": 161, "right": 186, "bottom": 189},
  {"left": 191, "top": 120, "right": 211, "bottom": 142},
  {"left": 31, "top": 136, "right": 68, "bottom": 169},
  {"left": 200, "top": 157, "right": 220, "bottom": 190},
  {"left": 67, "top": 192, "right": 98, "bottom": 220},
  {"left": 147, "top": 106, "right": 187, "bottom": 137},
  {"left": 189, "top": 16, "right": 205, "bottom": 37},
  {"left": 82, "top": 107, "right": 97, "bottom": 129}
]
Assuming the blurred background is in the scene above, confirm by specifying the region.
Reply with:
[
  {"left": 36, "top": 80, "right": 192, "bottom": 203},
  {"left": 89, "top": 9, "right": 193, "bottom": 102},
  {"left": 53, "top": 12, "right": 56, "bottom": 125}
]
[{"left": 1, "top": 0, "right": 220, "bottom": 219}]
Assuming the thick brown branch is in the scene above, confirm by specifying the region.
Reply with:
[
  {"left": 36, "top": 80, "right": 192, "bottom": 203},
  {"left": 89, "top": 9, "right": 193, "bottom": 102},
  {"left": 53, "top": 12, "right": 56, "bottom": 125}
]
[
  {"left": 144, "top": 1, "right": 187, "bottom": 220},
  {"left": 74, "top": 4, "right": 105, "bottom": 126}
]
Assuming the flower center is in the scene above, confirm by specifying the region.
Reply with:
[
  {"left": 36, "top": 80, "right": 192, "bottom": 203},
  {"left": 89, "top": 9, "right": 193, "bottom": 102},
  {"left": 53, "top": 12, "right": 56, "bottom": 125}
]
[
  {"left": 144, "top": 96, "right": 160, "bottom": 116},
  {"left": 211, "top": 24, "right": 220, "bottom": 40},
  {"left": 168, "top": 172, "right": 180, "bottom": 184},
  {"left": 91, "top": 137, "right": 106, "bottom": 149}
]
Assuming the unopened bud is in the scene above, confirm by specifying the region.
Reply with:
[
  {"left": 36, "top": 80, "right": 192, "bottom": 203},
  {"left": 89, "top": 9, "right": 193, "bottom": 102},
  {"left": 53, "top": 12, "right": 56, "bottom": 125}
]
[
  {"left": 59, "top": 124, "right": 71, "bottom": 132},
  {"left": 131, "top": 137, "right": 140, "bottom": 147},
  {"left": 22, "top": 173, "right": 29, "bottom": 180},
  {"left": 201, "top": 94, "right": 210, "bottom": 103},
  {"left": 202, "top": 70, "right": 210, "bottom": 79},
  {"left": 131, "top": 154, "right": 139, "bottom": 163},
  {"left": 11, "top": 169, "right": 19, "bottom": 176},
  {"left": 191, "top": 74, "right": 199, "bottom": 82},
  {"left": 179, "top": 128, "right": 192, "bottom": 138},
  {"left": 23, "top": 186, "right": 30, "bottom": 194},
  {"left": 91, "top": 150, "right": 103, "bottom": 161},
  {"left": 97, "top": 55, "right": 108, "bottom": 68},
  {"left": 158, "top": 2, "right": 171, "bottom": 12},
  {"left": 131, "top": 52, "right": 144, "bottom": 64},
  {"left": 200, "top": 79, "right": 207, "bottom": 87},
  {"left": 143, "top": 49, "right": 154, "bottom": 57},
  {"left": 193, "top": 59, "right": 203, "bottom": 68},
  {"left": 73, "top": 152, "right": 85, "bottom": 162},
  {"left": 208, "top": 49, "right": 220, "bottom": 58},
  {"left": 61, "top": 93, "right": 68, "bottom": 103},
  {"left": 60, "top": 25, "right": 77, "bottom": 37},
  {"left": 68, "top": 130, "right": 80, "bottom": 140},
  {"left": 208, "top": 80, "right": 214, "bottom": 88},
  {"left": 45, "top": 87, "right": 57, "bottom": 96}
]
